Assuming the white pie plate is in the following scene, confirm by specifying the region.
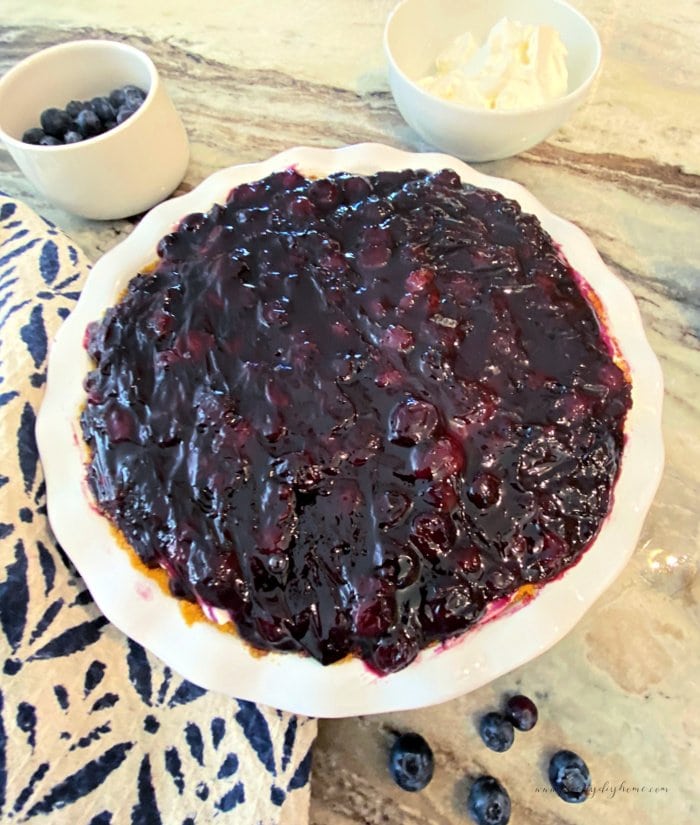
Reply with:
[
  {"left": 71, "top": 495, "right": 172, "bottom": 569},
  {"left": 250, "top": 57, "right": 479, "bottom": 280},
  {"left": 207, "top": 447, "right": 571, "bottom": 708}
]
[{"left": 36, "top": 143, "right": 664, "bottom": 717}]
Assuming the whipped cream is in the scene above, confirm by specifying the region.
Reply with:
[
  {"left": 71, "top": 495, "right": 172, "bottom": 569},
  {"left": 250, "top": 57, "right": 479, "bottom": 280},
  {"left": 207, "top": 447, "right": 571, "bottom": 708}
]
[{"left": 419, "top": 18, "right": 568, "bottom": 111}]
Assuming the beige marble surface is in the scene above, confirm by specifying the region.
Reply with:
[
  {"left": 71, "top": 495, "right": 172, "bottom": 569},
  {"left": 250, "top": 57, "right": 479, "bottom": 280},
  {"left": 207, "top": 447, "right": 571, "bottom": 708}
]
[{"left": 1, "top": 1, "right": 698, "bottom": 822}]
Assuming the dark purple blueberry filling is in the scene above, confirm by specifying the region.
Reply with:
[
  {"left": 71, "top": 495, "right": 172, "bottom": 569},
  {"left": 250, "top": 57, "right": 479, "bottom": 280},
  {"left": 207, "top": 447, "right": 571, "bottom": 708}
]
[{"left": 80, "top": 168, "right": 631, "bottom": 674}]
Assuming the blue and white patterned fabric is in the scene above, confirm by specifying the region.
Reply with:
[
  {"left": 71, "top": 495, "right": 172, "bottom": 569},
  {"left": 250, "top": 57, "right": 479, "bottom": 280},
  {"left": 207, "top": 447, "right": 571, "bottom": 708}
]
[{"left": 0, "top": 194, "right": 316, "bottom": 824}]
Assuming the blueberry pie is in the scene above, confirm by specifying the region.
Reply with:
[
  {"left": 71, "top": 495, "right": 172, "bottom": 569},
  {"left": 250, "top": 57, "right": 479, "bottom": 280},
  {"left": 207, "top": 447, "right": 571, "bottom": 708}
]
[{"left": 80, "top": 167, "right": 631, "bottom": 674}]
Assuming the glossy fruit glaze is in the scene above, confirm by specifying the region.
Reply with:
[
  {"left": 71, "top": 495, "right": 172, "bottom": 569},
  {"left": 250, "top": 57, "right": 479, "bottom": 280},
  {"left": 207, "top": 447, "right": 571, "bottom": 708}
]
[{"left": 80, "top": 167, "right": 631, "bottom": 674}]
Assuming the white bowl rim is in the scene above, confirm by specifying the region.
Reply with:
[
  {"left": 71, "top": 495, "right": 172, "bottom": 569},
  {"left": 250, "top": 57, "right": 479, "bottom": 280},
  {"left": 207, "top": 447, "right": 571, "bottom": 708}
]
[
  {"left": 36, "top": 142, "right": 664, "bottom": 717},
  {"left": 0, "top": 39, "right": 159, "bottom": 151},
  {"left": 383, "top": 0, "right": 602, "bottom": 117}
]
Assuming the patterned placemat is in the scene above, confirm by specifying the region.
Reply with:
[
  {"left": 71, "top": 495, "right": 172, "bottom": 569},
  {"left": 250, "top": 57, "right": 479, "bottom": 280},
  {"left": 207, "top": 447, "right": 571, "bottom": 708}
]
[{"left": 0, "top": 194, "right": 316, "bottom": 824}]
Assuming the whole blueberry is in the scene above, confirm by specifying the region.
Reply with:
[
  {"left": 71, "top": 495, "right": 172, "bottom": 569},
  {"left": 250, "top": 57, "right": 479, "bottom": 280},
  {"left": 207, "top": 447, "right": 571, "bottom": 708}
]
[
  {"left": 22, "top": 127, "right": 46, "bottom": 145},
  {"left": 90, "top": 96, "right": 115, "bottom": 123},
  {"left": 39, "top": 135, "right": 62, "bottom": 146},
  {"left": 40, "top": 107, "right": 72, "bottom": 138},
  {"left": 122, "top": 84, "right": 146, "bottom": 108},
  {"left": 109, "top": 86, "right": 126, "bottom": 108},
  {"left": 479, "top": 712, "right": 514, "bottom": 752},
  {"left": 504, "top": 694, "right": 538, "bottom": 731},
  {"left": 65, "top": 99, "right": 84, "bottom": 118},
  {"left": 63, "top": 130, "right": 84, "bottom": 144},
  {"left": 116, "top": 105, "right": 138, "bottom": 124},
  {"left": 467, "top": 776, "right": 511, "bottom": 825},
  {"left": 388, "top": 732, "right": 434, "bottom": 792},
  {"left": 548, "top": 750, "right": 591, "bottom": 803},
  {"left": 75, "top": 109, "right": 103, "bottom": 139}
]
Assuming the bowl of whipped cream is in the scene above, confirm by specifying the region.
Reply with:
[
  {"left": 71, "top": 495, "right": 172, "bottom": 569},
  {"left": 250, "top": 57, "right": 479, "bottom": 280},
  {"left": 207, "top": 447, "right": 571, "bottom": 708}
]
[{"left": 384, "top": 0, "right": 601, "bottom": 161}]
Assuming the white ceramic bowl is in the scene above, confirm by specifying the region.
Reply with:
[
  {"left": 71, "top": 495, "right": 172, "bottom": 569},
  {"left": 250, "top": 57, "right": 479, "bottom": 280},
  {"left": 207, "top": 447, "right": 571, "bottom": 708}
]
[
  {"left": 384, "top": 0, "right": 602, "bottom": 161},
  {"left": 0, "top": 39, "right": 190, "bottom": 220},
  {"left": 36, "top": 144, "right": 663, "bottom": 717}
]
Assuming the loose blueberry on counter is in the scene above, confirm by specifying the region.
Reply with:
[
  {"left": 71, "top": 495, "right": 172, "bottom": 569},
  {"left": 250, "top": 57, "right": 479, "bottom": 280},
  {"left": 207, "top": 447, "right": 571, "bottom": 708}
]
[
  {"left": 479, "top": 712, "right": 514, "bottom": 752},
  {"left": 467, "top": 776, "right": 511, "bottom": 825},
  {"left": 548, "top": 749, "right": 591, "bottom": 803},
  {"left": 388, "top": 732, "right": 434, "bottom": 792},
  {"left": 504, "top": 694, "right": 538, "bottom": 731}
]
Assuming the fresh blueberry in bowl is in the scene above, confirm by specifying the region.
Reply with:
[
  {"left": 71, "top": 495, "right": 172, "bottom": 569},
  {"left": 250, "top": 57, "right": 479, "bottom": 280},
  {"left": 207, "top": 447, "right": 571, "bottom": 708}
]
[
  {"left": 467, "top": 775, "right": 511, "bottom": 825},
  {"left": 21, "top": 127, "right": 45, "bottom": 145},
  {"left": 108, "top": 86, "right": 126, "bottom": 108},
  {"left": 18, "top": 84, "right": 148, "bottom": 147},
  {"left": 0, "top": 40, "right": 190, "bottom": 219},
  {"left": 479, "top": 712, "right": 514, "bottom": 752},
  {"left": 90, "top": 96, "right": 115, "bottom": 123},
  {"left": 116, "top": 104, "right": 139, "bottom": 124},
  {"left": 123, "top": 84, "right": 146, "bottom": 107},
  {"left": 548, "top": 749, "right": 591, "bottom": 803},
  {"left": 504, "top": 694, "right": 538, "bottom": 731},
  {"left": 65, "top": 99, "right": 83, "bottom": 118},
  {"left": 75, "top": 108, "right": 103, "bottom": 139},
  {"left": 40, "top": 107, "right": 72, "bottom": 139},
  {"left": 388, "top": 732, "right": 434, "bottom": 792}
]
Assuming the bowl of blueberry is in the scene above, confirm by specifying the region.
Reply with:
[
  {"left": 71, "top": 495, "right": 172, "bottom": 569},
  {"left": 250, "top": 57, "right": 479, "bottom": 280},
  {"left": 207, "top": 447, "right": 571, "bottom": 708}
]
[{"left": 0, "top": 39, "right": 189, "bottom": 219}]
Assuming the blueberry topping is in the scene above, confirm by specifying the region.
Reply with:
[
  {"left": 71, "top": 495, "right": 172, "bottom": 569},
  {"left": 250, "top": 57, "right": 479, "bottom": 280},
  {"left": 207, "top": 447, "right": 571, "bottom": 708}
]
[
  {"left": 388, "top": 732, "right": 434, "bottom": 792},
  {"left": 75, "top": 109, "right": 103, "bottom": 138},
  {"left": 548, "top": 750, "right": 591, "bottom": 803},
  {"left": 91, "top": 96, "right": 116, "bottom": 123},
  {"left": 39, "top": 135, "right": 62, "bottom": 146},
  {"left": 80, "top": 169, "right": 631, "bottom": 673},
  {"left": 467, "top": 776, "right": 511, "bottom": 825},
  {"left": 479, "top": 712, "right": 514, "bottom": 752},
  {"left": 39, "top": 107, "right": 72, "bottom": 138},
  {"left": 21, "top": 127, "right": 46, "bottom": 145},
  {"left": 504, "top": 694, "right": 538, "bottom": 731}
]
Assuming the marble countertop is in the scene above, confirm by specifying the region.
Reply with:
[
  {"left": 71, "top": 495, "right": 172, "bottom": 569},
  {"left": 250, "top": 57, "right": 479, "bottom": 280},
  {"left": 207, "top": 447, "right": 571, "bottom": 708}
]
[{"left": 1, "top": 1, "right": 698, "bottom": 823}]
